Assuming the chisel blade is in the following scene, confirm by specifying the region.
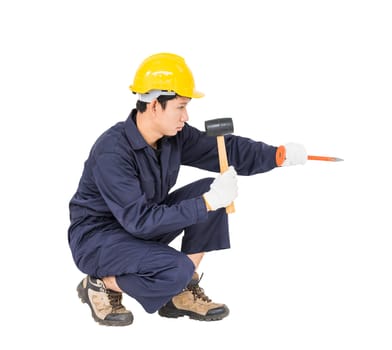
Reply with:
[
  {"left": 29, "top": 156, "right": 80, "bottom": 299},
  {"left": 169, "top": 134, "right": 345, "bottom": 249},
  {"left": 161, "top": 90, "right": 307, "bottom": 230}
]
[{"left": 308, "top": 155, "right": 344, "bottom": 162}]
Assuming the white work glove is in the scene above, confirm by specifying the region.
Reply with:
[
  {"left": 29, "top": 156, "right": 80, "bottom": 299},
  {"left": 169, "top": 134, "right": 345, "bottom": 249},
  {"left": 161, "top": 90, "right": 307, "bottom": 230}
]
[
  {"left": 203, "top": 166, "right": 238, "bottom": 210},
  {"left": 282, "top": 142, "right": 307, "bottom": 166}
]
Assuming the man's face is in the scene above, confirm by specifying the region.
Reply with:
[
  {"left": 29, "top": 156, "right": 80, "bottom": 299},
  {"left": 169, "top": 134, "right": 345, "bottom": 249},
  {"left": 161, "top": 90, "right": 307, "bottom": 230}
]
[{"left": 156, "top": 96, "right": 191, "bottom": 136}]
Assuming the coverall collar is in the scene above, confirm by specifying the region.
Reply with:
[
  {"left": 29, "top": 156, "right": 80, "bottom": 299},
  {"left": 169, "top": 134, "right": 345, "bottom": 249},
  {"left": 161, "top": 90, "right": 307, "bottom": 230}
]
[
  {"left": 124, "top": 109, "right": 149, "bottom": 150},
  {"left": 125, "top": 109, "right": 170, "bottom": 152}
]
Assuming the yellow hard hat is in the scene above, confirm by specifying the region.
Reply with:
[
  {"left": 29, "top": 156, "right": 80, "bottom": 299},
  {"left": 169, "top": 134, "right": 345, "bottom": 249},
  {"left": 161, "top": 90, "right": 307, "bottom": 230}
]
[{"left": 129, "top": 53, "right": 204, "bottom": 99}]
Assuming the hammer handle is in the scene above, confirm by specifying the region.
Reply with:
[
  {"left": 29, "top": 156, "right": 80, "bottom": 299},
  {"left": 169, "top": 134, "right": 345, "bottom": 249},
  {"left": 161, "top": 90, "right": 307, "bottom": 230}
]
[{"left": 217, "top": 135, "right": 235, "bottom": 214}]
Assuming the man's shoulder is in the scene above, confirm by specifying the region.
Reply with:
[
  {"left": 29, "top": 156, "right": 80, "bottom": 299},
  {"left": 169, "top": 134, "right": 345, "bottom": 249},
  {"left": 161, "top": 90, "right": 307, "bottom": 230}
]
[{"left": 91, "top": 121, "right": 128, "bottom": 156}]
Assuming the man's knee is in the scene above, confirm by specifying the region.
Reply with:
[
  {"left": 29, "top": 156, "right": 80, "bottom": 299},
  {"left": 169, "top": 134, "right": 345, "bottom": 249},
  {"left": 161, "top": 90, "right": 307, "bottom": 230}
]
[
  {"left": 190, "top": 177, "right": 214, "bottom": 196},
  {"left": 166, "top": 177, "right": 214, "bottom": 205},
  {"left": 170, "top": 254, "right": 195, "bottom": 290}
]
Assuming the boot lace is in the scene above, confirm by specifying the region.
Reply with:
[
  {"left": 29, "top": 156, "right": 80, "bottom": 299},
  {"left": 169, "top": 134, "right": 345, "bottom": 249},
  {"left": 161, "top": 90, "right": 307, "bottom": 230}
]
[
  {"left": 107, "top": 290, "right": 125, "bottom": 311},
  {"left": 187, "top": 273, "right": 211, "bottom": 303}
]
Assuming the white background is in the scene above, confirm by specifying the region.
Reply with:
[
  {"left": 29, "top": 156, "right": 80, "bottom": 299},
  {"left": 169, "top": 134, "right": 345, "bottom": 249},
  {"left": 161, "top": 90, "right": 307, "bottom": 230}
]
[{"left": 1, "top": 1, "right": 391, "bottom": 349}]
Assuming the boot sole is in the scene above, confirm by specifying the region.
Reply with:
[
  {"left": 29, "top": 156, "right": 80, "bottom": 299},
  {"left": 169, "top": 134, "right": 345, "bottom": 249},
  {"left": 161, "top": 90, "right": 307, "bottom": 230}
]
[
  {"left": 158, "top": 304, "right": 229, "bottom": 321},
  {"left": 76, "top": 281, "right": 133, "bottom": 326}
]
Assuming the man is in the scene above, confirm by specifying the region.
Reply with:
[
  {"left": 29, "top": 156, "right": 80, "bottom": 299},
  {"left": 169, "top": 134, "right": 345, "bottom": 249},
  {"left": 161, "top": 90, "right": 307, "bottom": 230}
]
[{"left": 68, "top": 52, "right": 307, "bottom": 326}]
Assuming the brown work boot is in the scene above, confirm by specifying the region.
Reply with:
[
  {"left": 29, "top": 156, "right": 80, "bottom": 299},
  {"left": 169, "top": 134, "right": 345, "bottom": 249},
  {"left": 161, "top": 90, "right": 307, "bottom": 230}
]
[
  {"left": 77, "top": 276, "right": 133, "bottom": 326},
  {"left": 158, "top": 272, "right": 229, "bottom": 321}
]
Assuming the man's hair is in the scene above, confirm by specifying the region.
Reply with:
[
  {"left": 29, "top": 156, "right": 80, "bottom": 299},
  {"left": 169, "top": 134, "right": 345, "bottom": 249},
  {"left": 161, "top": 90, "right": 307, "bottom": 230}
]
[{"left": 136, "top": 94, "right": 178, "bottom": 113}]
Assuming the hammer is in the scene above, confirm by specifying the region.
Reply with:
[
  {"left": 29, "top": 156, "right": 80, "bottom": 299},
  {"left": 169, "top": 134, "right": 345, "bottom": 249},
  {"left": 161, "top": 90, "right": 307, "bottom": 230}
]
[{"left": 205, "top": 118, "right": 235, "bottom": 214}]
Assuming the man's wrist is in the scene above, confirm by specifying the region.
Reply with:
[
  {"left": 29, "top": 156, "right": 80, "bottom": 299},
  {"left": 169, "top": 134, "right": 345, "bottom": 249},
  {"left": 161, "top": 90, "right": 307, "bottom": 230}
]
[{"left": 202, "top": 195, "right": 212, "bottom": 211}]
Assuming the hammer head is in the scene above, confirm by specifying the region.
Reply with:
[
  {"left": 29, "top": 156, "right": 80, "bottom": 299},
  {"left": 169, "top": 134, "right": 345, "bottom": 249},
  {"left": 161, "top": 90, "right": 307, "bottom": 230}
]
[{"left": 205, "top": 118, "right": 234, "bottom": 137}]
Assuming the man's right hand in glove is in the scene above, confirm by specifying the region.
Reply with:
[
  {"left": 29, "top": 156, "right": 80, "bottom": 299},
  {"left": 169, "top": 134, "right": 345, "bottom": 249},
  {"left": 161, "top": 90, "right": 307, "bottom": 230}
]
[
  {"left": 282, "top": 142, "right": 307, "bottom": 166},
  {"left": 203, "top": 166, "right": 238, "bottom": 211}
]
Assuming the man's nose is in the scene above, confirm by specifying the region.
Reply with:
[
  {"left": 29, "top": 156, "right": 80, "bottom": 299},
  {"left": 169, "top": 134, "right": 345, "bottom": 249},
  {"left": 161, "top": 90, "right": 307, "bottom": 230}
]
[{"left": 180, "top": 110, "right": 189, "bottom": 122}]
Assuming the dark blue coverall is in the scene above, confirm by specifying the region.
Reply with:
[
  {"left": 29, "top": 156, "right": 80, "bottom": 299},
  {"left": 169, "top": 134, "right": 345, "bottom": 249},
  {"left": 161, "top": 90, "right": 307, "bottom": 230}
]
[{"left": 68, "top": 109, "right": 279, "bottom": 313}]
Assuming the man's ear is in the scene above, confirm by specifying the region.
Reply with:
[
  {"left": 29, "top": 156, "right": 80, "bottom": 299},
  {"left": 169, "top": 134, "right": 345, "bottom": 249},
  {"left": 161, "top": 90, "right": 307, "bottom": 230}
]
[{"left": 150, "top": 99, "right": 158, "bottom": 113}]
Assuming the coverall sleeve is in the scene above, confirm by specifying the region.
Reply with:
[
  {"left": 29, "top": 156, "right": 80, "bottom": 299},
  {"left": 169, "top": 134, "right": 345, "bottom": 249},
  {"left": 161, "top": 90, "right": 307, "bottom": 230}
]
[
  {"left": 92, "top": 152, "right": 208, "bottom": 239},
  {"left": 180, "top": 124, "right": 279, "bottom": 175}
]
